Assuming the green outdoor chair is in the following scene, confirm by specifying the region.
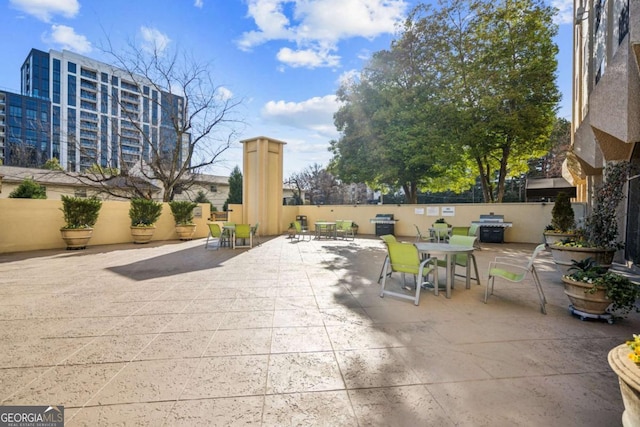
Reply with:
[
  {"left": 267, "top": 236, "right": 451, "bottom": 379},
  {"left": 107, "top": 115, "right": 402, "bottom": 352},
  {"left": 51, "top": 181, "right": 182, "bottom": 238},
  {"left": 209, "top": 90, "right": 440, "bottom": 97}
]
[
  {"left": 205, "top": 223, "right": 223, "bottom": 250},
  {"left": 414, "top": 224, "right": 433, "bottom": 243},
  {"left": 431, "top": 223, "right": 450, "bottom": 243},
  {"left": 251, "top": 222, "right": 261, "bottom": 246},
  {"left": 336, "top": 220, "right": 355, "bottom": 240},
  {"left": 233, "top": 224, "right": 253, "bottom": 249},
  {"left": 485, "top": 244, "right": 547, "bottom": 314},
  {"left": 293, "top": 220, "right": 312, "bottom": 241},
  {"left": 451, "top": 226, "right": 470, "bottom": 236},
  {"left": 378, "top": 234, "right": 397, "bottom": 283},
  {"left": 379, "top": 240, "right": 438, "bottom": 306},
  {"left": 436, "top": 235, "right": 481, "bottom": 289}
]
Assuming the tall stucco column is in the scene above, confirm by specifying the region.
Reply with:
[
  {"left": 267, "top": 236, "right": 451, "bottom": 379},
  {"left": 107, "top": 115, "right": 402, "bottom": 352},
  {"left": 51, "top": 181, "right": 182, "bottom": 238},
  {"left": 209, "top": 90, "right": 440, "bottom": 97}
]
[{"left": 241, "top": 136, "right": 287, "bottom": 236}]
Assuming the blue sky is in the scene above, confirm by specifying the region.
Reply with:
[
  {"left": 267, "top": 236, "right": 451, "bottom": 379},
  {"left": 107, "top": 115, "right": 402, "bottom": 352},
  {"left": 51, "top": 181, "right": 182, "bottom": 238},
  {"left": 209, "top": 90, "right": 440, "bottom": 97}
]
[{"left": 0, "top": 0, "right": 574, "bottom": 178}]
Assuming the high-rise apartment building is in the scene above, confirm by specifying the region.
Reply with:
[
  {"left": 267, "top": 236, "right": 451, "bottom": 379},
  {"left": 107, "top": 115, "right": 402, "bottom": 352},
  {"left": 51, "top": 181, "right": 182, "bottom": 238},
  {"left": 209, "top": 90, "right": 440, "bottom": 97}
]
[
  {"left": 4, "top": 48, "right": 186, "bottom": 172},
  {"left": 570, "top": 0, "right": 639, "bottom": 263}
]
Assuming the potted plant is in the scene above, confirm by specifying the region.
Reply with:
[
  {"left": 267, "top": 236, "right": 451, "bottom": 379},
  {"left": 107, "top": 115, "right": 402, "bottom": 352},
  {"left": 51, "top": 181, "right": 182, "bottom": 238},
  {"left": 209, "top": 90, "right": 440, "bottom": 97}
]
[
  {"left": 169, "top": 200, "right": 198, "bottom": 240},
  {"left": 59, "top": 195, "right": 102, "bottom": 249},
  {"left": 543, "top": 191, "right": 576, "bottom": 245},
  {"left": 608, "top": 335, "right": 640, "bottom": 426},
  {"left": 549, "top": 161, "right": 631, "bottom": 274},
  {"left": 562, "top": 257, "right": 640, "bottom": 320},
  {"left": 129, "top": 198, "right": 163, "bottom": 244}
]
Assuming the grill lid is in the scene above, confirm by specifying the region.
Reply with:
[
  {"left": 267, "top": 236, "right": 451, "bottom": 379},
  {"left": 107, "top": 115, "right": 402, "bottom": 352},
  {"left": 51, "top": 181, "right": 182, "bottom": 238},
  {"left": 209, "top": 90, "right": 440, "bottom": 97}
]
[
  {"left": 375, "top": 214, "right": 394, "bottom": 220},
  {"left": 479, "top": 214, "right": 504, "bottom": 223}
]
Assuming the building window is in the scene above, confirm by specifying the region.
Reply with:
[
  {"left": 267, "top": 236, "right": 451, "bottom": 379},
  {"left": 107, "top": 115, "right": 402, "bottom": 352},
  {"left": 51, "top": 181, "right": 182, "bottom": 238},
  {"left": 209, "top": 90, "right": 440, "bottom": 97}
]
[
  {"left": 111, "top": 76, "right": 118, "bottom": 86},
  {"left": 74, "top": 189, "right": 87, "bottom": 198},
  {"left": 101, "top": 72, "right": 108, "bottom": 83},
  {"left": 210, "top": 185, "right": 217, "bottom": 192},
  {"left": 619, "top": 1, "right": 629, "bottom": 45},
  {"left": 595, "top": 0, "right": 604, "bottom": 31},
  {"left": 68, "top": 62, "right": 76, "bottom": 73},
  {"left": 68, "top": 75, "right": 76, "bottom": 106}
]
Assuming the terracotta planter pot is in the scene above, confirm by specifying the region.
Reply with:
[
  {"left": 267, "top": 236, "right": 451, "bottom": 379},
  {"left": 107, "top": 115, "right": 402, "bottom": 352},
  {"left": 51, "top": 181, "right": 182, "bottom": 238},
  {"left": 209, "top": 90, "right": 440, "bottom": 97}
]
[
  {"left": 130, "top": 226, "right": 156, "bottom": 244},
  {"left": 549, "top": 245, "right": 615, "bottom": 275},
  {"left": 60, "top": 228, "right": 93, "bottom": 250},
  {"left": 562, "top": 276, "right": 611, "bottom": 315},
  {"left": 609, "top": 344, "right": 640, "bottom": 427},
  {"left": 175, "top": 224, "right": 196, "bottom": 240}
]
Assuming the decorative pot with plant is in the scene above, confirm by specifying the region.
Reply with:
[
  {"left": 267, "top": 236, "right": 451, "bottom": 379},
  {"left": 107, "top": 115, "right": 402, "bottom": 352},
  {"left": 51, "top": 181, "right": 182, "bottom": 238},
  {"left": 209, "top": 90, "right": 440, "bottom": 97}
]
[
  {"left": 169, "top": 200, "right": 198, "bottom": 240},
  {"left": 608, "top": 335, "right": 640, "bottom": 426},
  {"left": 550, "top": 161, "right": 631, "bottom": 274},
  {"left": 543, "top": 191, "right": 576, "bottom": 245},
  {"left": 562, "top": 257, "right": 640, "bottom": 319},
  {"left": 60, "top": 195, "right": 102, "bottom": 249},
  {"left": 129, "top": 198, "right": 163, "bottom": 244}
]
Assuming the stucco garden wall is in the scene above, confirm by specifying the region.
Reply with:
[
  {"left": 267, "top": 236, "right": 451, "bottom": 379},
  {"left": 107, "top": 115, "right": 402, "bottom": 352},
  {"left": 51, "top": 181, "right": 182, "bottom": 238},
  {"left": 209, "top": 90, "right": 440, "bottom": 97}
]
[{"left": 0, "top": 199, "right": 211, "bottom": 253}]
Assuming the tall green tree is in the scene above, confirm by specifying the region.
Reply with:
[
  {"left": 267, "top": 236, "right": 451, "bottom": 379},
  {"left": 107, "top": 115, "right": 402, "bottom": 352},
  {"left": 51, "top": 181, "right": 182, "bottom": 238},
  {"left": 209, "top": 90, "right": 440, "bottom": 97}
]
[
  {"left": 430, "top": 0, "right": 561, "bottom": 202},
  {"left": 223, "top": 166, "right": 242, "bottom": 211},
  {"left": 330, "top": 0, "right": 560, "bottom": 203}
]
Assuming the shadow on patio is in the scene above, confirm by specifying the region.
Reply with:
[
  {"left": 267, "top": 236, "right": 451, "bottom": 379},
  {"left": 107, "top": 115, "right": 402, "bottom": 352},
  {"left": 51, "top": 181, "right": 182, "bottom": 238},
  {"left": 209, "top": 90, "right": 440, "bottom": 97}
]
[{"left": 0, "top": 235, "right": 636, "bottom": 425}]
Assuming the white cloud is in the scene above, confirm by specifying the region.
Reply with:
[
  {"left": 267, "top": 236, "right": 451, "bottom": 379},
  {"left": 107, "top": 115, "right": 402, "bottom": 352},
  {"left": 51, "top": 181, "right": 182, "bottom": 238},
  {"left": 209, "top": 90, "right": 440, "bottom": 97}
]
[
  {"left": 9, "top": 0, "right": 79, "bottom": 22},
  {"left": 44, "top": 24, "right": 91, "bottom": 54},
  {"left": 262, "top": 95, "right": 342, "bottom": 137},
  {"left": 337, "top": 69, "right": 360, "bottom": 87},
  {"left": 194, "top": 0, "right": 203, "bottom": 7},
  {"left": 551, "top": 0, "right": 574, "bottom": 25},
  {"left": 216, "top": 86, "right": 234, "bottom": 101},
  {"left": 140, "top": 26, "right": 171, "bottom": 54},
  {"left": 276, "top": 47, "right": 340, "bottom": 68},
  {"left": 238, "top": 0, "right": 408, "bottom": 68}
]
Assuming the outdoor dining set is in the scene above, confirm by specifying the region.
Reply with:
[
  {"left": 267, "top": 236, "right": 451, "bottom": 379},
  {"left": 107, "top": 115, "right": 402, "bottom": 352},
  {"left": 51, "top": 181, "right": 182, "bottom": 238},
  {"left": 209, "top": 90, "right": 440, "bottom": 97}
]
[
  {"left": 379, "top": 223, "right": 546, "bottom": 312},
  {"left": 204, "top": 222, "right": 260, "bottom": 249}
]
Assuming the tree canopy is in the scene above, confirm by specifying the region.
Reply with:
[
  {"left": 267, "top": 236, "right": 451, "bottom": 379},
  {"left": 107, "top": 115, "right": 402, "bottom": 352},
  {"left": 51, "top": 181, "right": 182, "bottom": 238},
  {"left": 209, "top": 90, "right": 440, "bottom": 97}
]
[
  {"left": 223, "top": 166, "right": 242, "bottom": 211},
  {"left": 329, "top": 0, "right": 560, "bottom": 203}
]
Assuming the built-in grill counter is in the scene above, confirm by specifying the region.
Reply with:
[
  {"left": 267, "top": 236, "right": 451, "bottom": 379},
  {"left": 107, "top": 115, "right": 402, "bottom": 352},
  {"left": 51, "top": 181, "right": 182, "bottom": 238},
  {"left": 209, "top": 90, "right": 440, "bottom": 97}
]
[
  {"left": 472, "top": 214, "right": 512, "bottom": 243},
  {"left": 370, "top": 214, "right": 398, "bottom": 236}
]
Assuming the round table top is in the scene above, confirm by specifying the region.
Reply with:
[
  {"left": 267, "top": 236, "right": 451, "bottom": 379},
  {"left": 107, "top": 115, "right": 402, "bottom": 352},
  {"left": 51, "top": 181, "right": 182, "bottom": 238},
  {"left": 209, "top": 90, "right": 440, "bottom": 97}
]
[{"left": 414, "top": 242, "right": 474, "bottom": 254}]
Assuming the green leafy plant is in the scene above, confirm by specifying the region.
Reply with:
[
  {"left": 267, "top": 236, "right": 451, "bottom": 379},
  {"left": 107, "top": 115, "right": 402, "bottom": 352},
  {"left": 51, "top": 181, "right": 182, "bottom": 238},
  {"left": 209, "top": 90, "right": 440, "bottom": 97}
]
[
  {"left": 565, "top": 257, "right": 640, "bottom": 315},
  {"left": 169, "top": 201, "right": 198, "bottom": 225},
  {"left": 129, "top": 198, "right": 163, "bottom": 227},
  {"left": 60, "top": 195, "right": 102, "bottom": 229},
  {"left": 9, "top": 178, "right": 47, "bottom": 199},
  {"left": 553, "top": 161, "right": 632, "bottom": 249},
  {"left": 549, "top": 191, "right": 574, "bottom": 232}
]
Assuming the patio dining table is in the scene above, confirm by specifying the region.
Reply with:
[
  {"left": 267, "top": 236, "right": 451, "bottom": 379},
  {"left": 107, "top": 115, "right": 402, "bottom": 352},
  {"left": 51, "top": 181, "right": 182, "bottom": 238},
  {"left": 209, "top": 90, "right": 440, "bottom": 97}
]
[
  {"left": 414, "top": 242, "right": 475, "bottom": 299},
  {"left": 315, "top": 221, "right": 337, "bottom": 240}
]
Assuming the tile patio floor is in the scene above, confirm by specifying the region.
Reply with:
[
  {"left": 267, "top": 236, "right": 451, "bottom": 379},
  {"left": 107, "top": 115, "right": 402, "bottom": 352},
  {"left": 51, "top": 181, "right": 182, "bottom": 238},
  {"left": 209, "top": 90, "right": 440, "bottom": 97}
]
[{"left": 0, "top": 235, "right": 638, "bottom": 426}]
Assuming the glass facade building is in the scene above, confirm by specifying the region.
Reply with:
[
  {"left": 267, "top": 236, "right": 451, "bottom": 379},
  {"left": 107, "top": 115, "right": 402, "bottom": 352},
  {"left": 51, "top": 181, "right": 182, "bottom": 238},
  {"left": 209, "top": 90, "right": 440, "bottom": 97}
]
[{"left": 2, "top": 48, "right": 186, "bottom": 172}]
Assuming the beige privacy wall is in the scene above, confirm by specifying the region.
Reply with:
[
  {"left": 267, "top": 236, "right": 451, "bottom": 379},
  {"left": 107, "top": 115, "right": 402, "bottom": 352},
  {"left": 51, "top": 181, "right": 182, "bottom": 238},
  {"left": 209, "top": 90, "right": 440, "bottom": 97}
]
[
  {"left": 0, "top": 197, "right": 579, "bottom": 253},
  {"left": 0, "top": 199, "right": 211, "bottom": 253}
]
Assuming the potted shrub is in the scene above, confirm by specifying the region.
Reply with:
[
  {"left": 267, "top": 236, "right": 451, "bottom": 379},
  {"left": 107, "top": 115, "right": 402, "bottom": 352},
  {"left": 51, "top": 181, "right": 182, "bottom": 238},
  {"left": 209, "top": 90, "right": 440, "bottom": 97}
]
[
  {"left": 608, "top": 335, "right": 640, "bottom": 426},
  {"left": 129, "top": 198, "right": 163, "bottom": 244},
  {"left": 562, "top": 257, "right": 640, "bottom": 320},
  {"left": 543, "top": 191, "right": 576, "bottom": 245},
  {"left": 60, "top": 195, "right": 102, "bottom": 249},
  {"left": 169, "top": 201, "right": 198, "bottom": 240},
  {"left": 549, "top": 161, "right": 631, "bottom": 274}
]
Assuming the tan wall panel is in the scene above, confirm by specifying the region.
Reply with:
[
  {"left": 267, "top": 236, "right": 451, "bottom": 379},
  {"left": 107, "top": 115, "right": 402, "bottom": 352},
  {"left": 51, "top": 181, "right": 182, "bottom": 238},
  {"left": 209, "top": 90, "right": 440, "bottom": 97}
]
[{"left": 0, "top": 199, "right": 210, "bottom": 253}]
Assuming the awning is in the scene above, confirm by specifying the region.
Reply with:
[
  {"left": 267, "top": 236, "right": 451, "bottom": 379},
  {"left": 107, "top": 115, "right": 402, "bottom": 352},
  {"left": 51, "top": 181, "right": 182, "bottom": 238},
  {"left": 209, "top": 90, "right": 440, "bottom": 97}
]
[{"left": 525, "top": 177, "right": 576, "bottom": 201}]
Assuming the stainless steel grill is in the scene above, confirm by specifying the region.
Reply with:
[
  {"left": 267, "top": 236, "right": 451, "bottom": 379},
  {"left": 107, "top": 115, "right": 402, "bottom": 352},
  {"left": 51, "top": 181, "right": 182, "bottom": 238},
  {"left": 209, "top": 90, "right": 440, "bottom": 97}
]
[
  {"left": 370, "top": 214, "right": 398, "bottom": 236},
  {"left": 472, "top": 214, "right": 512, "bottom": 243}
]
